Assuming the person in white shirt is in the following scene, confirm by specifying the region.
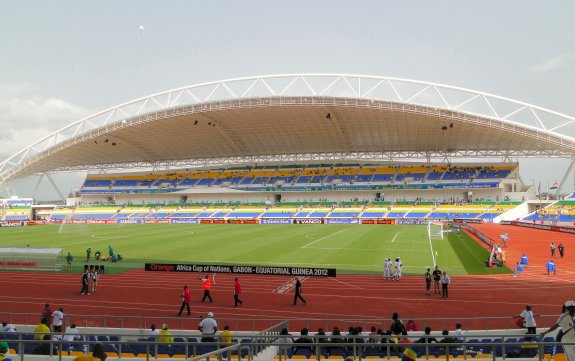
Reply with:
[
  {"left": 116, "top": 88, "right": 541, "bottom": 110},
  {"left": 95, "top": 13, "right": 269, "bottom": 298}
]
[
  {"left": 198, "top": 312, "right": 218, "bottom": 342},
  {"left": 62, "top": 324, "right": 80, "bottom": 353},
  {"left": 2, "top": 322, "right": 16, "bottom": 332},
  {"left": 454, "top": 323, "right": 464, "bottom": 342},
  {"left": 52, "top": 308, "right": 65, "bottom": 332},
  {"left": 542, "top": 301, "right": 575, "bottom": 361},
  {"left": 518, "top": 305, "right": 539, "bottom": 336},
  {"left": 150, "top": 324, "right": 160, "bottom": 336},
  {"left": 394, "top": 257, "right": 403, "bottom": 281}
]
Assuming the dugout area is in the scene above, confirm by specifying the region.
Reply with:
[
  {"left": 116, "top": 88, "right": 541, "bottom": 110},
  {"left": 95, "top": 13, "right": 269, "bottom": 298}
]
[{"left": 0, "top": 247, "right": 63, "bottom": 272}]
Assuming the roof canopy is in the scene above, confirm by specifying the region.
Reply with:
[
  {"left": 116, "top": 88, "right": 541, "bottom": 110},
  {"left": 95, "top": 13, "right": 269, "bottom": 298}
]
[{"left": 2, "top": 74, "right": 575, "bottom": 183}]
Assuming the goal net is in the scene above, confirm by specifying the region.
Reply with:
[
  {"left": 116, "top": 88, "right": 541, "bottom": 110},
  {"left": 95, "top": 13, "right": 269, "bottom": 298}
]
[{"left": 428, "top": 221, "right": 444, "bottom": 240}]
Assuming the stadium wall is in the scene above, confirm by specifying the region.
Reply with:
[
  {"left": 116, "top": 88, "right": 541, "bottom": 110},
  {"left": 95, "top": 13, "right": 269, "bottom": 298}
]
[{"left": 80, "top": 188, "right": 524, "bottom": 206}]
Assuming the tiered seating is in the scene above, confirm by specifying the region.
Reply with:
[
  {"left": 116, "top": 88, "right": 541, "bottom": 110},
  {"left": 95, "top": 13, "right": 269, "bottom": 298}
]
[
  {"left": 371, "top": 166, "right": 396, "bottom": 182},
  {"left": 442, "top": 166, "right": 478, "bottom": 181},
  {"left": 4, "top": 206, "right": 31, "bottom": 221},
  {"left": 476, "top": 202, "right": 520, "bottom": 220},
  {"left": 268, "top": 167, "right": 302, "bottom": 185},
  {"left": 428, "top": 204, "right": 489, "bottom": 219},
  {"left": 212, "top": 169, "right": 249, "bottom": 186},
  {"left": 396, "top": 165, "right": 427, "bottom": 182},
  {"left": 427, "top": 165, "right": 448, "bottom": 181},
  {"left": 167, "top": 208, "right": 202, "bottom": 218},
  {"left": 386, "top": 205, "right": 411, "bottom": 218},
  {"left": 49, "top": 207, "right": 75, "bottom": 220},
  {"left": 72, "top": 206, "right": 119, "bottom": 220},
  {"left": 227, "top": 209, "right": 265, "bottom": 218},
  {"left": 476, "top": 165, "right": 514, "bottom": 179},
  {"left": 261, "top": 208, "right": 297, "bottom": 218},
  {"left": 242, "top": 168, "right": 276, "bottom": 186},
  {"left": 113, "top": 206, "right": 152, "bottom": 219},
  {"left": 298, "top": 166, "right": 329, "bottom": 184},
  {"left": 327, "top": 208, "right": 362, "bottom": 218},
  {"left": 324, "top": 166, "right": 358, "bottom": 183},
  {"left": 405, "top": 204, "right": 433, "bottom": 218},
  {"left": 359, "top": 208, "right": 387, "bottom": 218}
]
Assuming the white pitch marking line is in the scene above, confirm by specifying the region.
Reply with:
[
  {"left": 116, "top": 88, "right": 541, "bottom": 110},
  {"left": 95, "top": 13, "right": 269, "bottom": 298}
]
[
  {"left": 391, "top": 232, "right": 399, "bottom": 243},
  {"left": 300, "top": 229, "right": 347, "bottom": 248},
  {"left": 332, "top": 277, "right": 364, "bottom": 290}
]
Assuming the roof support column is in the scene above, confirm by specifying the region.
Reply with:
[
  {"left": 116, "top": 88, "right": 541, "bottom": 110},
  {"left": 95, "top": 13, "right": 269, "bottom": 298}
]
[
  {"left": 45, "top": 173, "right": 67, "bottom": 202},
  {"left": 555, "top": 157, "right": 575, "bottom": 197}
]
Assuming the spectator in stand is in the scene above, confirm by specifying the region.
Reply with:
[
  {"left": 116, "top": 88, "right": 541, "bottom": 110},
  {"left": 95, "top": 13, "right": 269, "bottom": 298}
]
[
  {"left": 62, "top": 324, "right": 80, "bottom": 353},
  {"left": 294, "top": 328, "right": 313, "bottom": 354},
  {"left": 52, "top": 308, "right": 65, "bottom": 332},
  {"left": 454, "top": 323, "right": 465, "bottom": 342},
  {"left": 316, "top": 328, "right": 328, "bottom": 344},
  {"left": 0, "top": 342, "right": 12, "bottom": 361},
  {"left": 1, "top": 322, "right": 16, "bottom": 332},
  {"left": 92, "top": 343, "right": 107, "bottom": 361},
  {"left": 33, "top": 335, "right": 54, "bottom": 355},
  {"left": 198, "top": 312, "right": 218, "bottom": 342},
  {"left": 406, "top": 320, "right": 419, "bottom": 332},
  {"left": 34, "top": 319, "right": 51, "bottom": 340},
  {"left": 415, "top": 327, "right": 438, "bottom": 344},
  {"left": 150, "top": 324, "right": 160, "bottom": 336},
  {"left": 438, "top": 330, "right": 457, "bottom": 344},
  {"left": 158, "top": 324, "right": 173, "bottom": 344},
  {"left": 219, "top": 325, "right": 233, "bottom": 347},
  {"left": 274, "top": 328, "right": 294, "bottom": 357}
]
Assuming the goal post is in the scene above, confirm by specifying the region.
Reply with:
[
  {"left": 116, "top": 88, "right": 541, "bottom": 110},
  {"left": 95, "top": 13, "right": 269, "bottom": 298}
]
[{"left": 428, "top": 221, "right": 444, "bottom": 240}]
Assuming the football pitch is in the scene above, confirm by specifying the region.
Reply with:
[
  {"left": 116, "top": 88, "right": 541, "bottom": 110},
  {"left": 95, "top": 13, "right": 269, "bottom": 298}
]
[{"left": 0, "top": 224, "right": 510, "bottom": 275}]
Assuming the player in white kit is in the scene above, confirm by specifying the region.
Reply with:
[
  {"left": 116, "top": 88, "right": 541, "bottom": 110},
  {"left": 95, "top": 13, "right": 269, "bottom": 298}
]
[{"left": 394, "top": 257, "right": 403, "bottom": 281}]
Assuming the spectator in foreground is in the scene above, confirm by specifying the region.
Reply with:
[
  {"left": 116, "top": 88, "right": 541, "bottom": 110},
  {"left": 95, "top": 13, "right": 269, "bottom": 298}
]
[
  {"left": 454, "top": 323, "right": 465, "bottom": 342},
  {"left": 92, "top": 343, "right": 107, "bottom": 361},
  {"left": 1, "top": 322, "right": 16, "bottom": 332},
  {"left": 33, "top": 335, "right": 54, "bottom": 355},
  {"left": 406, "top": 320, "right": 419, "bottom": 332},
  {"left": 198, "top": 312, "right": 218, "bottom": 342},
  {"left": 415, "top": 327, "right": 438, "bottom": 344},
  {"left": 150, "top": 324, "right": 160, "bottom": 336},
  {"left": 34, "top": 319, "right": 51, "bottom": 340},
  {"left": 0, "top": 342, "right": 12, "bottom": 361},
  {"left": 219, "top": 325, "right": 233, "bottom": 347},
  {"left": 158, "top": 324, "right": 173, "bottom": 344},
  {"left": 274, "top": 328, "right": 294, "bottom": 356}
]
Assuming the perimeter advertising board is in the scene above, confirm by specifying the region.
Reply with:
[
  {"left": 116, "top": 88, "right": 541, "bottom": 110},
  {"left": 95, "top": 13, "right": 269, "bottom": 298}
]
[{"left": 145, "top": 263, "right": 336, "bottom": 277}]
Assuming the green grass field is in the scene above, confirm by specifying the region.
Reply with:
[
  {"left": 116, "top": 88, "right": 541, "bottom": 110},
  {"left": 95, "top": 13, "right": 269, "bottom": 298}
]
[{"left": 0, "top": 224, "right": 510, "bottom": 275}]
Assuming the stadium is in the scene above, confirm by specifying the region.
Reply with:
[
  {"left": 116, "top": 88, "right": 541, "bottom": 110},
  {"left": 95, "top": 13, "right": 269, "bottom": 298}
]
[{"left": 2, "top": 74, "right": 575, "bottom": 361}]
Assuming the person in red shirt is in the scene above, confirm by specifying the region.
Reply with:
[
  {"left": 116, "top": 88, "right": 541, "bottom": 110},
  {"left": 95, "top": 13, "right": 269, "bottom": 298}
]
[
  {"left": 41, "top": 304, "right": 53, "bottom": 330},
  {"left": 234, "top": 278, "right": 243, "bottom": 307},
  {"left": 177, "top": 285, "right": 191, "bottom": 316},
  {"left": 198, "top": 275, "right": 213, "bottom": 303}
]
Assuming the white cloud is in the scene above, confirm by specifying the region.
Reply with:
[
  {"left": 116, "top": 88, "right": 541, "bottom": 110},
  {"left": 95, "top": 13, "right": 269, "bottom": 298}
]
[
  {"left": 0, "top": 83, "right": 91, "bottom": 161},
  {"left": 529, "top": 53, "right": 575, "bottom": 74}
]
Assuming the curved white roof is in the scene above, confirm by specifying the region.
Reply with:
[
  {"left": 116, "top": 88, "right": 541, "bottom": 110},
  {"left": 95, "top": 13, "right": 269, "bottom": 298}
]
[{"left": 1, "top": 74, "right": 575, "bottom": 183}]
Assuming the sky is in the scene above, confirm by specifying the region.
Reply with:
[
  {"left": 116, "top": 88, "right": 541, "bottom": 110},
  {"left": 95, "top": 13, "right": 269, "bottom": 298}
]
[{"left": 1, "top": 1, "right": 574, "bottom": 201}]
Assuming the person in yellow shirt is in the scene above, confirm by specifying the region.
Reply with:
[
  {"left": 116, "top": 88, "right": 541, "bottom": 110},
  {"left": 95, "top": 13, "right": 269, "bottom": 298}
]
[
  {"left": 158, "top": 324, "right": 173, "bottom": 344},
  {"left": 34, "top": 319, "right": 51, "bottom": 340},
  {"left": 219, "top": 325, "right": 233, "bottom": 347}
]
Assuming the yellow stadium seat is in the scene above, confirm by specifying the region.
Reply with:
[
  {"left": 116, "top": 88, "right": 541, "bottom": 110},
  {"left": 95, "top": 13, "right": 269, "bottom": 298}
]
[
  {"left": 121, "top": 353, "right": 136, "bottom": 358},
  {"left": 555, "top": 353, "right": 567, "bottom": 361}
]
